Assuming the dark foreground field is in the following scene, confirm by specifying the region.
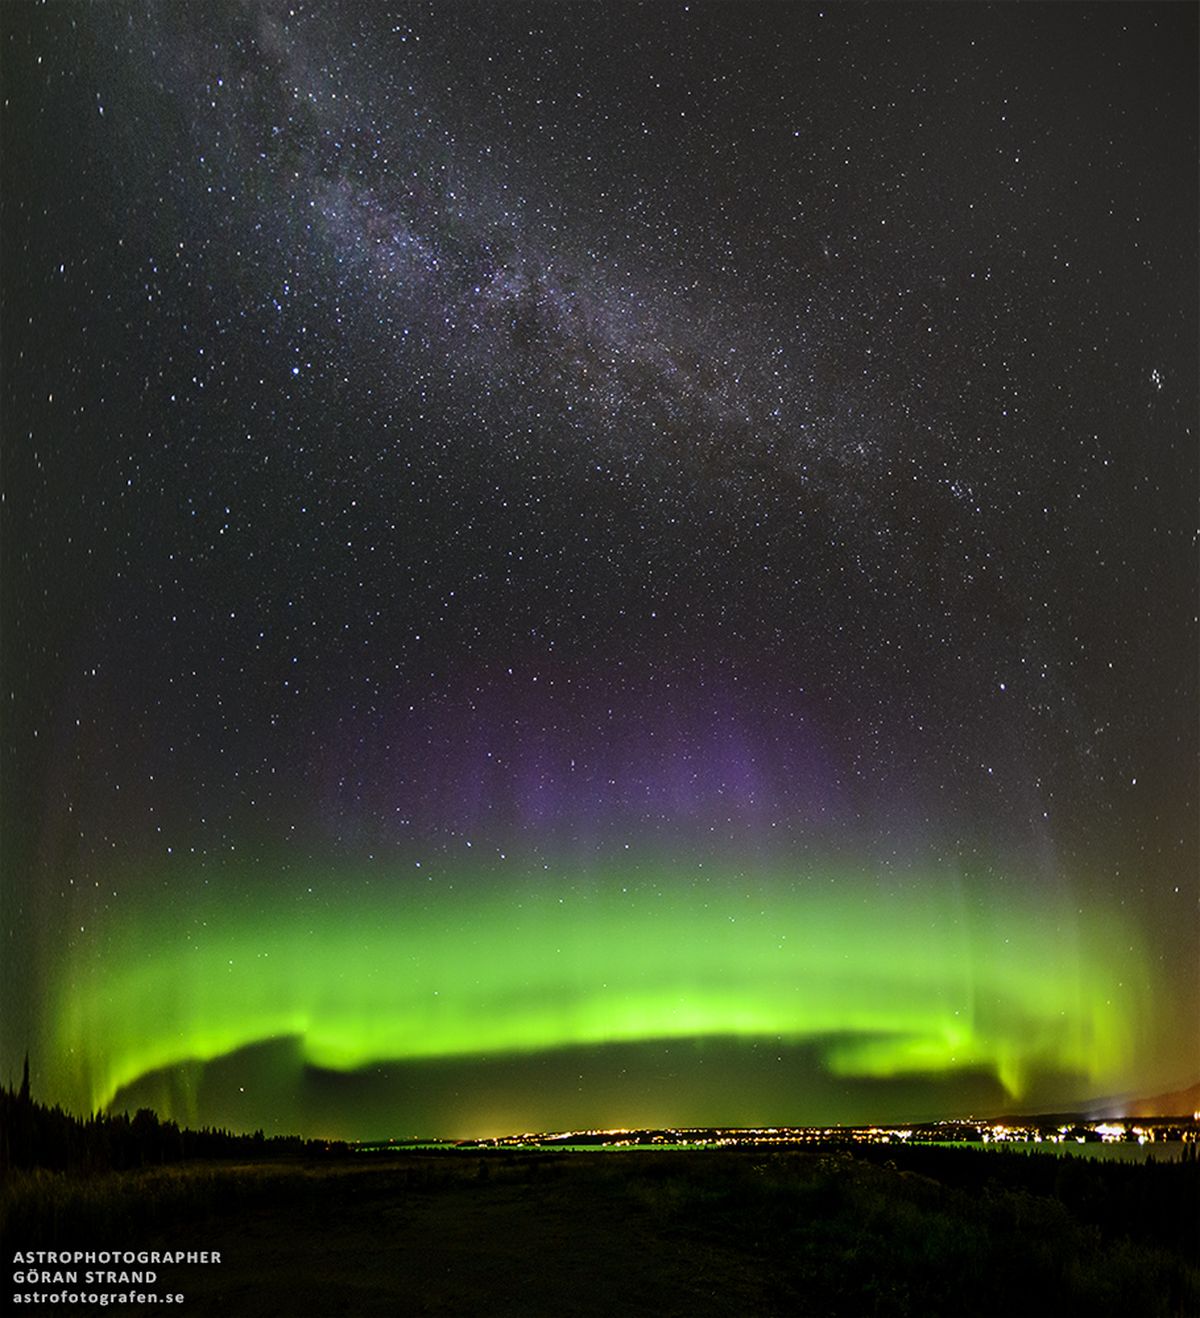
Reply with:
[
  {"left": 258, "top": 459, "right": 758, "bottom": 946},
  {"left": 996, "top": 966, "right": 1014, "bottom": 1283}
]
[{"left": 5, "top": 1146, "right": 1198, "bottom": 1316}]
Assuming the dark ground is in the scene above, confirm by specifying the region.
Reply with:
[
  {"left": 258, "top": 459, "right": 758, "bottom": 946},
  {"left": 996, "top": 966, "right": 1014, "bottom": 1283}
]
[{"left": 5, "top": 1148, "right": 1199, "bottom": 1316}]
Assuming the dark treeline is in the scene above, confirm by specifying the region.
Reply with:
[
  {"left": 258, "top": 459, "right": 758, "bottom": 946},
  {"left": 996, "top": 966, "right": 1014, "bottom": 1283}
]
[
  {"left": 0, "top": 1062, "right": 349, "bottom": 1175},
  {"left": 849, "top": 1141, "right": 1199, "bottom": 1261}
]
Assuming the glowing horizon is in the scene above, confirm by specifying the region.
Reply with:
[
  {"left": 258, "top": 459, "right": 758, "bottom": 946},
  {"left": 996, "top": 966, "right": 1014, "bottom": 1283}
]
[{"left": 47, "top": 857, "right": 1153, "bottom": 1127}]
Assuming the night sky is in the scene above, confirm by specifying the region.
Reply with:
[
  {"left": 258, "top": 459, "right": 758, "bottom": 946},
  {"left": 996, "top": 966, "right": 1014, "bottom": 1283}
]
[{"left": 2, "top": 2, "right": 1196, "bottom": 1140}]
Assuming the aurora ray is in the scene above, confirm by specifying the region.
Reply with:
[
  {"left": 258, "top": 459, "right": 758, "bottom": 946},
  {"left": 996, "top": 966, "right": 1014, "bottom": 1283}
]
[{"left": 49, "top": 860, "right": 1149, "bottom": 1124}]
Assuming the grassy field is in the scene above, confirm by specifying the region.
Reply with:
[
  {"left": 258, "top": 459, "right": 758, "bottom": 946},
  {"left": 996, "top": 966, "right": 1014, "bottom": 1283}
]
[{"left": 5, "top": 1148, "right": 1198, "bottom": 1316}]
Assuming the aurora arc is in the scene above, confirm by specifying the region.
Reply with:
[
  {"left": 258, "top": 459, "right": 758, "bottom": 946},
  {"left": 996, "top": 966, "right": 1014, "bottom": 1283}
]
[{"left": 49, "top": 862, "right": 1149, "bottom": 1122}]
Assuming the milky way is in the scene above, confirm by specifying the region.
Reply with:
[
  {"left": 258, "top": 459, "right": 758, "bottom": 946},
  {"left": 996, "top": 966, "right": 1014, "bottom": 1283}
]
[{"left": 1, "top": 1, "right": 1195, "bottom": 1136}]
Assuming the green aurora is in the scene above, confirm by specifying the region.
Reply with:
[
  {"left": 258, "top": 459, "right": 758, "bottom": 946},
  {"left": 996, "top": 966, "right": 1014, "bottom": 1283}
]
[{"left": 46, "top": 859, "right": 1152, "bottom": 1132}]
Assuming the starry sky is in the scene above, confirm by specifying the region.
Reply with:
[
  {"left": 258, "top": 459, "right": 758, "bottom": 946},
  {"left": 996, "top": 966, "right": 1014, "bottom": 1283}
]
[{"left": 2, "top": 1, "right": 1196, "bottom": 1139}]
